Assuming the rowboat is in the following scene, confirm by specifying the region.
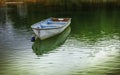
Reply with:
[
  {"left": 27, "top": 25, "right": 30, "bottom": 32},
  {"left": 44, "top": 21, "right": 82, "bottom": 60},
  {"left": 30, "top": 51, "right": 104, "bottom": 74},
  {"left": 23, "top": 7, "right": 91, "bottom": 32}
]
[{"left": 31, "top": 17, "right": 71, "bottom": 40}]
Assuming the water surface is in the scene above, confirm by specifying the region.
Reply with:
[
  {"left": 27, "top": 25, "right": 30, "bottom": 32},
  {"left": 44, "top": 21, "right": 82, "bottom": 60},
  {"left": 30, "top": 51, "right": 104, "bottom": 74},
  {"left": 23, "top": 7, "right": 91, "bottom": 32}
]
[{"left": 0, "top": 3, "right": 120, "bottom": 75}]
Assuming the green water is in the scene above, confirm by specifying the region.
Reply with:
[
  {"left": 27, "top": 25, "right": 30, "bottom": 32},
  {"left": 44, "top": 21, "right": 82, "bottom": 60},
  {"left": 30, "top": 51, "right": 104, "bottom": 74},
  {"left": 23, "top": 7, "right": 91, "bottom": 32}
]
[{"left": 0, "top": 3, "right": 120, "bottom": 75}]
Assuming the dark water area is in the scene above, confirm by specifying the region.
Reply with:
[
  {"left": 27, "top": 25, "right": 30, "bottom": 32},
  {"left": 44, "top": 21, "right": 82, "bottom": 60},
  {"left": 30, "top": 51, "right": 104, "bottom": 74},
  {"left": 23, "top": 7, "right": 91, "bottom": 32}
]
[{"left": 0, "top": 3, "right": 120, "bottom": 75}]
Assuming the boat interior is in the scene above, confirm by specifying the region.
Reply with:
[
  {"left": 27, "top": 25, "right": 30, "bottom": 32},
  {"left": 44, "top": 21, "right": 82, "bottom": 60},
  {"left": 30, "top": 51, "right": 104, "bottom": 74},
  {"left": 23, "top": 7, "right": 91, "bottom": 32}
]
[{"left": 51, "top": 18, "right": 70, "bottom": 22}]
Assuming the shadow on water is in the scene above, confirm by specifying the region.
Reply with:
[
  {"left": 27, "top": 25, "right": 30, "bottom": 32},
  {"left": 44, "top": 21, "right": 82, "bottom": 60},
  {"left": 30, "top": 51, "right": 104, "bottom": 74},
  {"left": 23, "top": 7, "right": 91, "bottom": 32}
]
[{"left": 32, "top": 26, "right": 71, "bottom": 56}]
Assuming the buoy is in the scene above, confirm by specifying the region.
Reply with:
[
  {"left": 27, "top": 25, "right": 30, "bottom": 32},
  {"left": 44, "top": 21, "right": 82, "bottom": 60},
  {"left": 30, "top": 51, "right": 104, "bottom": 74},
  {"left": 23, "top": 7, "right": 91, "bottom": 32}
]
[{"left": 31, "top": 36, "right": 35, "bottom": 42}]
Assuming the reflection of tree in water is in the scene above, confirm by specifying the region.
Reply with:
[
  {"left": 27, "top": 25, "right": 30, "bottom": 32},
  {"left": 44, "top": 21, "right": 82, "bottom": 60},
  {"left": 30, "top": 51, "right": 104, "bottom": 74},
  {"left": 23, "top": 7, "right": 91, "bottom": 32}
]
[
  {"left": 71, "top": 9, "right": 120, "bottom": 43},
  {"left": 1, "top": 1, "right": 120, "bottom": 41},
  {"left": 0, "top": 7, "right": 6, "bottom": 24},
  {"left": 16, "top": 3, "right": 27, "bottom": 18}
]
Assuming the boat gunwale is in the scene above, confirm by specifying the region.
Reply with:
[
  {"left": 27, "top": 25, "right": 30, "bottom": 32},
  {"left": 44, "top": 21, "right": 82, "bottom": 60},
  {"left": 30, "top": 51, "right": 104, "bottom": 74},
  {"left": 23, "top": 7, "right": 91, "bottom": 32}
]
[
  {"left": 31, "top": 18, "right": 71, "bottom": 30},
  {"left": 31, "top": 24, "right": 66, "bottom": 30}
]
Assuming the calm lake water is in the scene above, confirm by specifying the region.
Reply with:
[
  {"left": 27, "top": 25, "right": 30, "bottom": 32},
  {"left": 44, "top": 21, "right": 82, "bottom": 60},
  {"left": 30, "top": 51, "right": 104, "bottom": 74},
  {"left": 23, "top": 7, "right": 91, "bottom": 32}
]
[{"left": 0, "top": 3, "right": 120, "bottom": 75}]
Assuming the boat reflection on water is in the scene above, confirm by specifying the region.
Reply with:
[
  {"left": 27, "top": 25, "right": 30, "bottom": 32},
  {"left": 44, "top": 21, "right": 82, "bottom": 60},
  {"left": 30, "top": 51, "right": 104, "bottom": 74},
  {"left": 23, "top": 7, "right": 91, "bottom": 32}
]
[{"left": 32, "top": 26, "right": 71, "bottom": 55}]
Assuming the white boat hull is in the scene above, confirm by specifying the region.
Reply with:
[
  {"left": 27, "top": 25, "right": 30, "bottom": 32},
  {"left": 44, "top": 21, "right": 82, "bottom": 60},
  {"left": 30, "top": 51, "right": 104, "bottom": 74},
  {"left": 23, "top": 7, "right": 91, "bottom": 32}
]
[
  {"left": 31, "top": 17, "right": 71, "bottom": 40},
  {"left": 32, "top": 21, "right": 71, "bottom": 40}
]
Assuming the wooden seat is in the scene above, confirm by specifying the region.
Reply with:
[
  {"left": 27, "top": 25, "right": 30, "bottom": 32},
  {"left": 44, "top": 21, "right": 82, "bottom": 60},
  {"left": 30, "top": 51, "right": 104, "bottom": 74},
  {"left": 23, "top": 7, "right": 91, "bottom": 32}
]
[{"left": 52, "top": 18, "right": 69, "bottom": 22}]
